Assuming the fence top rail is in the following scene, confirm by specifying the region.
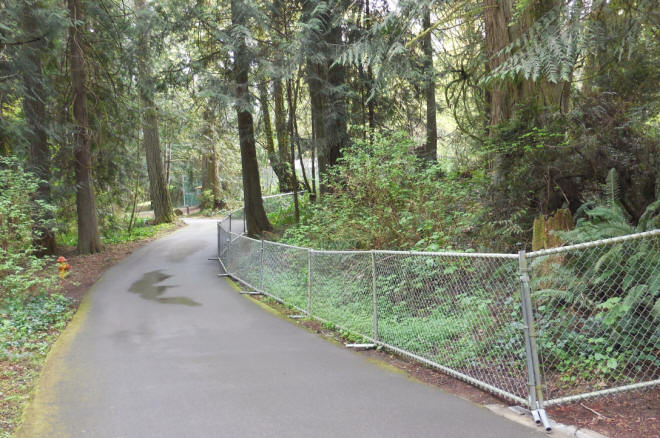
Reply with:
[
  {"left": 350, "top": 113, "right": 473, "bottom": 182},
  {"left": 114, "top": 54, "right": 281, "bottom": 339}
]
[
  {"left": 374, "top": 249, "right": 519, "bottom": 259},
  {"left": 230, "top": 232, "right": 262, "bottom": 244},
  {"left": 310, "top": 249, "right": 372, "bottom": 255},
  {"left": 262, "top": 239, "right": 309, "bottom": 251},
  {"left": 262, "top": 191, "right": 304, "bottom": 199},
  {"left": 526, "top": 228, "right": 659, "bottom": 258}
]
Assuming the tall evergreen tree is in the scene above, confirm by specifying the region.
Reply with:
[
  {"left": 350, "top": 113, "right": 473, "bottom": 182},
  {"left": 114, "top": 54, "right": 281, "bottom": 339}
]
[
  {"left": 135, "top": 0, "right": 174, "bottom": 224},
  {"left": 68, "top": 0, "right": 101, "bottom": 254},
  {"left": 20, "top": 1, "right": 56, "bottom": 254},
  {"left": 231, "top": 0, "right": 272, "bottom": 235}
]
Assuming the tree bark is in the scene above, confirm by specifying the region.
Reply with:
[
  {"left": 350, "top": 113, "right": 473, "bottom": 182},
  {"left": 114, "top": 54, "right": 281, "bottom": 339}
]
[
  {"left": 68, "top": 0, "right": 101, "bottom": 254},
  {"left": 0, "top": 92, "right": 9, "bottom": 156},
  {"left": 165, "top": 142, "right": 171, "bottom": 186},
  {"left": 484, "top": 0, "right": 517, "bottom": 187},
  {"left": 365, "top": 0, "right": 375, "bottom": 137},
  {"left": 231, "top": 0, "right": 272, "bottom": 235},
  {"left": 272, "top": 80, "right": 293, "bottom": 191},
  {"left": 201, "top": 108, "right": 223, "bottom": 209},
  {"left": 485, "top": 0, "right": 569, "bottom": 186},
  {"left": 21, "top": 1, "right": 55, "bottom": 254},
  {"left": 135, "top": 0, "right": 173, "bottom": 224},
  {"left": 307, "top": 61, "right": 326, "bottom": 188},
  {"left": 260, "top": 80, "right": 292, "bottom": 192},
  {"left": 286, "top": 80, "right": 300, "bottom": 223},
  {"left": 322, "top": 17, "right": 349, "bottom": 174},
  {"left": 421, "top": 5, "right": 437, "bottom": 162},
  {"left": 484, "top": 0, "right": 516, "bottom": 128},
  {"left": 520, "top": 0, "right": 569, "bottom": 112}
]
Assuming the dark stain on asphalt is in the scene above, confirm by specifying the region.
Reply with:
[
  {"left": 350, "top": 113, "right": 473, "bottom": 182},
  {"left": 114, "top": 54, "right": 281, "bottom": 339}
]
[{"left": 129, "top": 270, "right": 200, "bottom": 306}]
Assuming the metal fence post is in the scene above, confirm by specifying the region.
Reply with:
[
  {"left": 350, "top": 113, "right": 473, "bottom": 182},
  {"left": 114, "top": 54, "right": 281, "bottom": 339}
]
[
  {"left": 371, "top": 251, "right": 378, "bottom": 341},
  {"left": 307, "top": 249, "right": 312, "bottom": 315},
  {"left": 228, "top": 214, "right": 232, "bottom": 271},
  {"left": 259, "top": 238, "right": 264, "bottom": 291},
  {"left": 217, "top": 221, "right": 222, "bottom": 260},
  {"left": 519, "top": 250, "right": 550, "bottom": 431}
]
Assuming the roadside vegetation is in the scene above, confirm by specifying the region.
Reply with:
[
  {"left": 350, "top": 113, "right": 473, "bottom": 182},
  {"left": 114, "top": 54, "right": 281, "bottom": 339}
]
[
  {"left": 0, "top": 159, "right": 177, "bottom": 437},
  {"left": 1, "top": 0, "right": 658, "bottom": 436}
]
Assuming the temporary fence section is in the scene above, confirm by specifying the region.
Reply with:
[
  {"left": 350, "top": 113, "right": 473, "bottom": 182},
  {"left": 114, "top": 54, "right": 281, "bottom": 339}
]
[
  {"left": 217, "top": 193, "right": 659, "bottom": 429},
  {"left": 526, "top": 231, "right": 660, "bottom": 406}
]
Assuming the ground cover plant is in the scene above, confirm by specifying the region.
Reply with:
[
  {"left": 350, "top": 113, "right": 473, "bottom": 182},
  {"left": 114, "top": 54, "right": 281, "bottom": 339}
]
[{"left": 0, "top": 159, "right": 74, "bottom": 437}]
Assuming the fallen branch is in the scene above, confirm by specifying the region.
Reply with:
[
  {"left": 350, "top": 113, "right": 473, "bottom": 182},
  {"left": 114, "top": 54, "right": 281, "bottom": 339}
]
[{"left": 580, "top": 403, "right": 611, "bottom": 420}]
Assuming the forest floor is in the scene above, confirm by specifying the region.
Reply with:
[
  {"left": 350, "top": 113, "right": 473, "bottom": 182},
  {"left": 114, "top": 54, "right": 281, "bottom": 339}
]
[
  {"left": 0, "top": 222, "right": 183, "bottom": 438},
  {"left": 248, "top": 293, "right": 660, "bottom": 438}
]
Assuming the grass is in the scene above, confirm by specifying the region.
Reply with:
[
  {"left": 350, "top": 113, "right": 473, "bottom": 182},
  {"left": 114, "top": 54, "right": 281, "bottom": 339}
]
[{"left": 56, "top": 218, "right": 177, "bottom": 247}]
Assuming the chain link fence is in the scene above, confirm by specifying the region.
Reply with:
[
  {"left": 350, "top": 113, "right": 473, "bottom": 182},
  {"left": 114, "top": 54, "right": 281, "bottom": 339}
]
[
  {"left": 527, "top": 232, "right": 660, "bottom": 406},
  {"left": 217, "top": 193, "right": 660, "bottom": 428}
]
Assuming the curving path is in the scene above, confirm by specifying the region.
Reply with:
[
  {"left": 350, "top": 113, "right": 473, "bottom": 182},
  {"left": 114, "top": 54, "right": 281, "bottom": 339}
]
[{"left": 19, "top": 219, "right": 544, "bottom": 437}]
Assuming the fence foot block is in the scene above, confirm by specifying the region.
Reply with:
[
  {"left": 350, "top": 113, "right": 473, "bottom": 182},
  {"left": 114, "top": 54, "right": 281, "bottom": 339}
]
[
  {"left": 531, "top": 409, "right": 552, "bottom": 431},
  {"left": 345, "top": 343, "right": 376, "bottom": 349}
]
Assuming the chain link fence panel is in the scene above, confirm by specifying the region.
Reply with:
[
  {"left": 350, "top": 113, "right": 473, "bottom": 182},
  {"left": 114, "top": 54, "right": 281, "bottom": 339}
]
[
  {"left": 261, "top": 241, "right": 309, "bottom": 311},
  {"left": 528, "top": 232, "right": 660, "bottom": 405},
  {"left": 310, "top": 251, "right": 375, "bottom": 340},
  {"left": 230, "top": 234, "right": 262, "bottom": 290},
  {"left": 373, "top": 251, "right": 529, "bottom": 404},
  {"left": 216, "top": 193, "right": 659, "bottom": 411}
]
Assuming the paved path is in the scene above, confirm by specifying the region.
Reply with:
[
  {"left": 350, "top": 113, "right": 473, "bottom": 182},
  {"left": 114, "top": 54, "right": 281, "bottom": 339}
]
[{"left": 19, "top": 220, "right": 544, "bottom": 438}]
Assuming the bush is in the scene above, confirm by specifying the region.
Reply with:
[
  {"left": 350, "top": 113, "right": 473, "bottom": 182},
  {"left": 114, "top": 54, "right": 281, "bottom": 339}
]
[
  {"left": 280, "top": 131, "right": 508, "bottom": 251},
  {"left": 0, "top": 158, "right": 56, "bottom": 301}
]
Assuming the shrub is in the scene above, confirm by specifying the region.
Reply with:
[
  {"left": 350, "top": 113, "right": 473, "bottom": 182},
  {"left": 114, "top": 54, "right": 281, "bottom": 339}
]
[
  {"left": 280, "top": 131, "right": 497, "bottom": 251},
  {"left": 0, "top": 158, "right": 56, "bottom": 301}
]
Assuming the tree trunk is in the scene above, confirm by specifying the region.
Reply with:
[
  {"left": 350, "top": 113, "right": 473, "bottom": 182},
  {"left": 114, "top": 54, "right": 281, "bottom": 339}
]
[
  {"left": 21, "top": 1, "right": 55, "bottom": 255},
  {"left": 259, "top": 81, "right": 276, "bottom": 155},
  {"left": 307, "top": 61, "right": 327, "bottom": 189},
  {"left": 484, "top": 0, "right": 517, "bottom": 186},
  {"left": 322, "top": 18, "right": 349, "bottom": 174},
  {"left": 0, "top": 92, "right": 9, "bottom": 156},
  {"left": 421, "top": 5, "right": 437, "bottom": 162},
  {"left": 272, "top": 79, "right": 293, "bottom": 191},
  {"left": 68, "top": 0, "right": 101, "bottom": 254},
  {"left": 259, "top": 80, "right": 291, "bottom": 192},
  {"left": 485, "top": 0, "right": 516, "bottom": 128},
  {"left": 165, "top": 142, "right": 171, "bottom": 186},
  {"left": 365, "top": 0, "right": 375, "bottom": 138},
  {"left": 287, "top": 80, "right": 300, "bottom": 223},
  {"left": 136, "top": 0, "right": 173, "bottom": 224},
  {"left": 201, "top": 108, "right": 223, "bottom": 209},
  {"left": 231, "top": 0, "right": 272, "bottom": 235}
]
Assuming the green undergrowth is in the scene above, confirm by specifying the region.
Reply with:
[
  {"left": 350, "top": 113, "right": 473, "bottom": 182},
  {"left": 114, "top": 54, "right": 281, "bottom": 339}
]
[
  {"left": 275, "top": 131, "right": 510, "bottom": 252},
  {"left": 0, "top": 293, "right": 74, "bottom": 438},
  {"left": 251, "top": 135, "right": 660, "bottom": 396},
  {"left": 56, "top": 217, "right": 176, "bottom": 247}
]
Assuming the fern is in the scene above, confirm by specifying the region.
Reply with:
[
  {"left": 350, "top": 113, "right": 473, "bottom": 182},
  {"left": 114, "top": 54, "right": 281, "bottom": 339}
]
[
  {"left": 604, "top": 168, "right": 620, "bottom": 207},
  {"left": 483, "top": 0, "right": 652, "bottom": 85}
]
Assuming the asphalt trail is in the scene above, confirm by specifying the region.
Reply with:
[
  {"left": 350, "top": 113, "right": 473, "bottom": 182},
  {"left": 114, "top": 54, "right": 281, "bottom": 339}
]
[{"left": 19, "top": 219, "right": 544, "bottom": 437}]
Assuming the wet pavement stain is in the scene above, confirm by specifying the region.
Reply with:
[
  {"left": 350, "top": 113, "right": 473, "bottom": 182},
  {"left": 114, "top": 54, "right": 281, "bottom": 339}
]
[{"left": 129, "top": 270, "right": 200, "bottom": 306}]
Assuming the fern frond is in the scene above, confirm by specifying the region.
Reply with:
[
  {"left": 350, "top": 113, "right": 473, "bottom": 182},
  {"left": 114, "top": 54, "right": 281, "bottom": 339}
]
[
  {"left": 637, "top": 200, "right": 660, "bottom": 232},
  {"left": 604, "top": 168, "right": 620, "bottom": 207}
]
